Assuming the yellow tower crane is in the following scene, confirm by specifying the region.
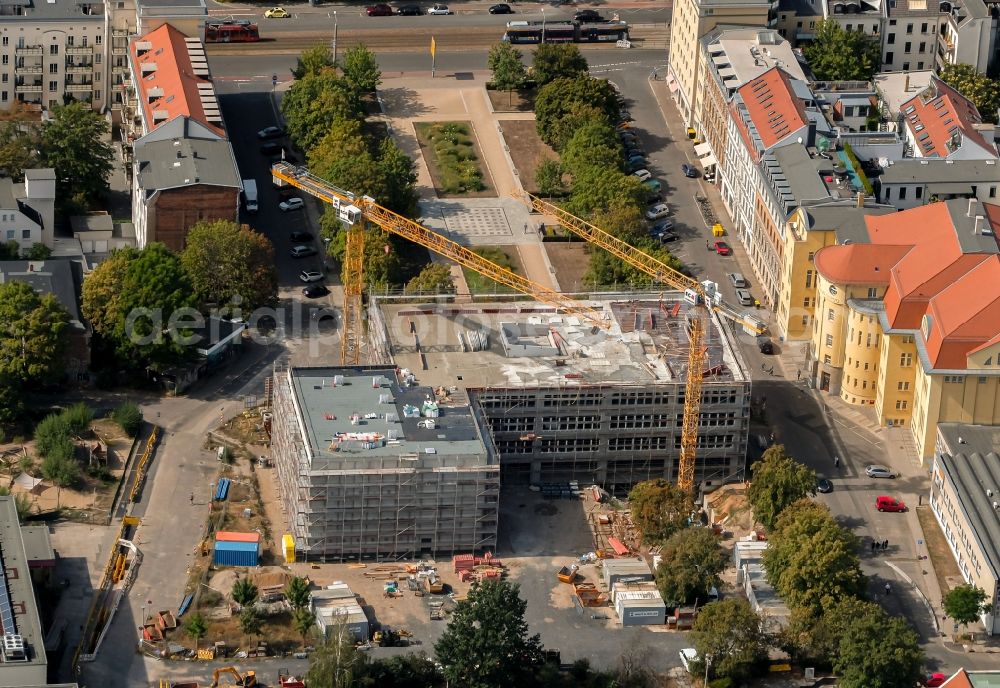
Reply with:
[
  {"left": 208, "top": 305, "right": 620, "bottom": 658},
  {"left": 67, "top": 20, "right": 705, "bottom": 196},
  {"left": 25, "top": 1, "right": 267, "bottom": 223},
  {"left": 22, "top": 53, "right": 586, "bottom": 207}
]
[
  {"left": 270, "top": 162, "right": 610, "bottom": 365},
  {"left": 518, "top": 192, "right": 766, "bottom": 493}
]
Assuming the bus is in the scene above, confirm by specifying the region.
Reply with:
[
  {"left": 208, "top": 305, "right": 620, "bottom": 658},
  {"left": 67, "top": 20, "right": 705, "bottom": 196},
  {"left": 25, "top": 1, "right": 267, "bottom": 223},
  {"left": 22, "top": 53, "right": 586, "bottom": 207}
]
[
  {"left": 503, "top": 20, "right": 629, "bottom": 44},
  {"left": 205, "top": 19, "right": 260, "bottom": 43}
]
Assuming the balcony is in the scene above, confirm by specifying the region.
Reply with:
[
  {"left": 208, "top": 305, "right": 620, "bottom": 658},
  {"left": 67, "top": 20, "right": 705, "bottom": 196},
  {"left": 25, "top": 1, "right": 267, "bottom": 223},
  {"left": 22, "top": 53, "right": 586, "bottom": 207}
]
[
  {"left": 14, "top": 65, "right": 42, "bottom": 75},
  {"left": 14, "top": 46, "right": 43, "bottom": 57},
  {"left": 65, "top": 46, "right": 92, "bottom": 56},
  {"left": 15, "top": 84, "right": 42, "bottom": 93},
  {"left": 112, "top": 28, "right": 129, "bottom": 38},
  {"left": 65, "top": 64, "right": 92, "bottom": 75},
  {"left": 112, "top": 46, "right": 127, "bottom": 56},
  {"left": 65, "top": 82, "right": 93, "bottom": 93},
  {"left": 112, "top": 64, "right": 129, "bottom": 74}
]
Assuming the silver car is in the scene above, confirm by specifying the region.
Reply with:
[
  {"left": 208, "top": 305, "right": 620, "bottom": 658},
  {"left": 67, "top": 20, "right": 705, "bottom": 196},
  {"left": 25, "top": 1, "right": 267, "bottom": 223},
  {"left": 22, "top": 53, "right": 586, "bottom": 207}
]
[{"left": 865, "top": 464, "right": 896, "bottom": 479}]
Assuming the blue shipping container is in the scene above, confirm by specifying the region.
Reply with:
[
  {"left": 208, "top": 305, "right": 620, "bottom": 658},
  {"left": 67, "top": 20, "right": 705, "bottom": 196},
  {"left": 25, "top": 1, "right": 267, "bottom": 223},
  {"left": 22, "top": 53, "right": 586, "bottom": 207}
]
[{"left": 213, "top": 540, "right": 259, "bottom": 567}]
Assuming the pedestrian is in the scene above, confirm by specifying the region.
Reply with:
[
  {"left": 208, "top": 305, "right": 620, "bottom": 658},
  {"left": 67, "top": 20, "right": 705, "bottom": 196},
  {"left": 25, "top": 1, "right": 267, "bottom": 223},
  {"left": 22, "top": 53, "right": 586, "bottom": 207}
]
[
  {"left": 189, "top": 493, "right": 194, "bottom": 504},
  {"left": 884, "top": 583, "right": 891, "bottom": 595},
  {"left": 761, "top": 363, "right": 766, "bottom": 371},
  {"left": 834, "top": 456, "right": 840, "bottom": 468},
  {"left": 706, "top": 240, "right": 712, "bottom": 250},
  {"left": 871, "top": 540, "right": 876, "bottom": 552},
  {"left": 883, "top": 539, "right": 889, "bottom": 551},
  {"left": 797, "top": 369, "right": 801, "bottom": 380}
]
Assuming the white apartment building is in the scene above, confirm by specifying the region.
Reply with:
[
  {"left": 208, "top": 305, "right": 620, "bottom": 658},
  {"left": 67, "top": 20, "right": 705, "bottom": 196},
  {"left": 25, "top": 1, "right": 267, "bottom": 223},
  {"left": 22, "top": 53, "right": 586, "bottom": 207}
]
[
  {"left": 938, "top": 0, "right": 1000, "bottom": 77},
  {"left": 882, "top": 2, "right": 947, "bottom": 72}
]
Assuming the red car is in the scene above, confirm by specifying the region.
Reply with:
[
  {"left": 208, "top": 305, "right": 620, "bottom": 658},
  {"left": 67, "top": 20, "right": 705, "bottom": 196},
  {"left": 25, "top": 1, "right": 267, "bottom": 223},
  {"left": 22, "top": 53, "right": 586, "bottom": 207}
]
[
  {"left": 925, "top": 673, "right": 946, "bottom": 687},
  {"left": 713, "top": 241, "right": 731, "bottom": 256},
  {"left": 876, "top": 495, "right": 906, "bottom": 512},
  {"left": 366, "top": 3, "right": 393, "bottom": 15}
]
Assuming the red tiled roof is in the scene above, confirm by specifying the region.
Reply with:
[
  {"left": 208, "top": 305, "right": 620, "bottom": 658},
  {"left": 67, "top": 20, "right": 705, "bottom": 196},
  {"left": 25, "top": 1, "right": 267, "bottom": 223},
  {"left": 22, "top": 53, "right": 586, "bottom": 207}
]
[
  {"left": 813, "top": 243, "right": 910, "bottom": 285},
  {"left": 925, "top": 259, "right": 1000, "bottom": 368},
  {"left": 735, "top": 67, "right": 808, "bottom": 151},
  {"left": 940, "top": 669, "right": 974, "bottom": 688},
  {"left": 130, "top": 24, "right": 224, "bottom": 138},
  {"left": 901, "top": 77, "right": 995, "bottom": 159}
]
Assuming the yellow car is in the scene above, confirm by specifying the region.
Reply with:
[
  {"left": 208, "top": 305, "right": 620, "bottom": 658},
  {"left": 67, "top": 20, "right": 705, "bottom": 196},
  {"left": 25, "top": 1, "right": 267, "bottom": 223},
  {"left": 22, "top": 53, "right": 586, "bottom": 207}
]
[{"left": 264, "top": 6, "right": 289, "bottom": 18}]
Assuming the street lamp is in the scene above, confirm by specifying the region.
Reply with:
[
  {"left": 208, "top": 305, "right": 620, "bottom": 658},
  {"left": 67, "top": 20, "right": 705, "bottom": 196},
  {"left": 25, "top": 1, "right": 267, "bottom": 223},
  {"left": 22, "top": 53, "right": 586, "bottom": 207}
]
[
  {"left": 704, "top": 654, "right": 712, "bottom": 686},
  {"left": 332, "top": 11, "right": 338, "bottom": 64},
  {"left": 541, "top": 7, "right": 546, "bottom": 39}
]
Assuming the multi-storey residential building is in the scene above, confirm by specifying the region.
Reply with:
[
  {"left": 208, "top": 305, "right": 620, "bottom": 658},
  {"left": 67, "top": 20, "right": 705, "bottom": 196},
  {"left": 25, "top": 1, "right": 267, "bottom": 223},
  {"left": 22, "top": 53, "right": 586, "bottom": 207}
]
[
  {"left": 667, "top": 0, "right": 779, "bottom": 128},
  {"left": 938, "top": 0, "right": 1000, "bottom": 76},
  {"left": 876, "top": 158, "right": 1000, "bottom": 208},
  {"left": 881, "top": 2, "right": 947, "bottom": 72},
  {"left": 898, "top": 76, "right": 998, "bottom": 160},
  {"left": 807, "top": 199, "right": 1000, "bottom": 458},
  {"left": 0, "top": 168, "right": 54, "bottom": 251},
  {"left": 931, "top": 423, "right": 1000, "bottom": 636},
  {"left": 776, "top": 0, "right": 884, "bottom": 44},
  {"left": 775, "top": 198, "right": 895, "bottom": 340},
  {"left": 696, "top": 27, "right": 805, "bottom": 183}
]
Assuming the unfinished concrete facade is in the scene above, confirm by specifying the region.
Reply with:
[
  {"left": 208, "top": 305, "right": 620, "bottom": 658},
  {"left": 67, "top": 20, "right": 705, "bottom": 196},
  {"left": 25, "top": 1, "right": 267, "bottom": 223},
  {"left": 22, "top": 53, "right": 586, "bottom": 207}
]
[
  {"left": 270, "top": 365, "right": 499, "bottom": 562},
  {"left": 368, "top": 293, "right": 753, "bottom": 495}
]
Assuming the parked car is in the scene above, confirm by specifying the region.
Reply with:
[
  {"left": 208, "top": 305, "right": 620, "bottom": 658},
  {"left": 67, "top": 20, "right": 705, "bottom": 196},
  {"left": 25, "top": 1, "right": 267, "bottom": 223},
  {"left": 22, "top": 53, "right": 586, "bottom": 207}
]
[
  {"left": 633, "top": 169, "right": 652, "bottom": 182},
  {"left": 257, "top": 126, "right": 284, "bottom": 140},
  {"left": 713, "top": 240, "right": 731, "bottom": 256},
  {"left": 816, "top": 478, "right": 833, "bottom": 493},
  {"left": 681, "top": 163, "right": 699, "bottom": 178},
  {"left": 300, "top": 270, "right": 324, "bottom": 283},
  {"left": 619, "top": 109, "right": 634, "bottom": 122},
  {"left": 574, "top": 9, "right": 605, "bottom": 22},
  {"left": 290, "top": 231, "right": 314, "bottom": 242},
  {"left": 655, "top": 231, "right": 680, "bottom": 243},
  {"left": 735, "top": 288, "right": 753, "bottom": 306},
  {"left": 642, "top": 179, "right": 662, "bottom": 193},
  {"left": 302, "top": 284, "right": 330, "bottom": 298},
  {"left": 397, "top": 4, "right": 422, "bottom": 14},
  {"left": 756, "top": 336, "right": 773, "bottom": 354},
  {"left": 264, "top": 6, "right": 289, "bottom": 17},
  {"left": 865, "top": 464, "right": 897, "bottom": 479},
  {"left": 728, "top": 272, "right": 747, "bottom": 288},
  {"left": 488, "top": 3, "right": 513, "bottom": 12},
  {"left": 259, "top": 141, "right": 282, "bottom": 156},
  {"left": 279, "top": 198, "right": 304, "bottom": 212},
  {"left": 290, "top": 245, "right": 317, "bottom": 258},
  {"left": 876, "top": 495, "right": 906, "bottom": 512},
  {"left": 925, "top": 674, "right": 947, "bottom": 688},
  {"left": 645, "top": 203, "right": 670, "bottom": 221},
  {"left": 366, "top": 3, "right": 394, "bottom": 14},
  {"left": 625, "top": 159, "right": 646, "bottom": 174},
  {"left": 427, "top": 4, "right": 451, "bottom": 13},
  {"left": 650, "top": 219, "right": 675, "bottom": 234}
]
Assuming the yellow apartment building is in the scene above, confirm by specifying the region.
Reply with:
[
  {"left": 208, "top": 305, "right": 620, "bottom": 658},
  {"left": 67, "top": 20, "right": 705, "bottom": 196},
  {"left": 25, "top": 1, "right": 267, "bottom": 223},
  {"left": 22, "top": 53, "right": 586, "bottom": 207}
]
[{"left": 804, "top": 199, "right": 1000, "bottom": 460}]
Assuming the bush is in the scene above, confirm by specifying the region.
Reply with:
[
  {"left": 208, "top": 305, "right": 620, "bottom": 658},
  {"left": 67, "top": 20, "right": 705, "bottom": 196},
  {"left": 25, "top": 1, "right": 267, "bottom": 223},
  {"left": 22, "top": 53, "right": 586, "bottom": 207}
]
[
  {"left": 709, "top": 679, "right": 734, "bottom": 688},
  {"left": 41, "top": 447, "right": 79, "bottom": 487},
  {"left": 62, "top": 402, "right": 94, "bottom": 436},
  {"left": 34, "top": 414, "right": 70, "bottom": 457},
  {"left": 112, "top": 401, "right": 143, "bottom": 436}
]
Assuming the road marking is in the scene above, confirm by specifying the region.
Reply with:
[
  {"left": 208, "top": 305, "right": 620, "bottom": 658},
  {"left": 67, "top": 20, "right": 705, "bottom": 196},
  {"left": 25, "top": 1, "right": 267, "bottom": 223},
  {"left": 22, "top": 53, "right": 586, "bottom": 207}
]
[
  {"left": 207, "top": 9, "right": 255, "bottom": 15},
  {"left": 589, "top": 61, "right": 640, "bottom": 69}
]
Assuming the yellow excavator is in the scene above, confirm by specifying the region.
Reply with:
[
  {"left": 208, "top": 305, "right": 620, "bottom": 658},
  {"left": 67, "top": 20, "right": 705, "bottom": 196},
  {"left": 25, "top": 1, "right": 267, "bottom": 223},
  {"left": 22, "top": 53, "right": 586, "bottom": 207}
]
[{"left": 210, "top": 667, "right": 256, "bottom": 688}]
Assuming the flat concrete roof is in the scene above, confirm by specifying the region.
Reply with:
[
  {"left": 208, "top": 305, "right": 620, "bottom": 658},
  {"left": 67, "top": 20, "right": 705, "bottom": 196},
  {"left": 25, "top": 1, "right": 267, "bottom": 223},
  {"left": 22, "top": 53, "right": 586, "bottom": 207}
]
[
  {"left": 0, "top": 497, "right": 46, "bottom": 673},
  {"left": 372, "top": 295, "right": 749, "bottom": 390},
  {"left": 288, "top": 366, "right": 489, "bottom": 461},
  {"left": 874, "top": 70, "right": 935, "bottom": 116},
  {"left": 703, "top": 27, "right": 806, "bottom": 89}
]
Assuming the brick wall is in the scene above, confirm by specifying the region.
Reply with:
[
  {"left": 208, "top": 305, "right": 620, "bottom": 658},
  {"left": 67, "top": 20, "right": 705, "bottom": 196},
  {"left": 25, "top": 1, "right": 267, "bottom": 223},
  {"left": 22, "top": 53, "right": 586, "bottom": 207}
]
[{"left": 149, "top": 184, "right": 239, "bottom": 251}]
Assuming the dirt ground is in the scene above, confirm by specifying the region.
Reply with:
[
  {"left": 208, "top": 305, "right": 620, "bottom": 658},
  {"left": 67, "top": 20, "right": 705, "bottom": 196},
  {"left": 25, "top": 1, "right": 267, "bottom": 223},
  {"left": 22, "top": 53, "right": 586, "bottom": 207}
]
[
  {"left": 545, "top": 242, "right": 592, "bottom": 292},
  {"left": 500, "top": 119, "right": 559, "bottom": 195},
  {"left": 0, "top": 417, "right": 132, "bottom": 519},
  {"left": 916, "top": 505, "right": 964, "bottom": 597},
  {"left": 487, "top": 88, "right": 535, "bottom": 113},
  {"left": 413, "top": 121, "right": 498, "bottom": 199}
]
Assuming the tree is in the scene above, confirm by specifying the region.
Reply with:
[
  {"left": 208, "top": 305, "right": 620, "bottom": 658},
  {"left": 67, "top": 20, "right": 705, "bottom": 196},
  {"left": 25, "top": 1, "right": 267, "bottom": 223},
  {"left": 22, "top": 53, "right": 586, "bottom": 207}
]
[
  {"left": 690, "top": 598, "right": 770, "bottom": 681},
  {"left": 0, "top": 281, "right": 70, "bottom": 421},
  {"left": 532, "top": 44, "right": 589, "bottom": 86},
  {"left": 306, "top": 631, "right": 369, "bottom": 688},
  {"left": 655, "top": 527, "right": 727, "bottom": 605},
  {"left": 39, "top": 102, "right": 114, "bottom": 213},
  {"left": 943, "top": 584, "right": 989, "bottom": 634},
  {"left": 285, "top": 576, "right": 311, "bottom": 611},
  {"left": 112, "top": 401, "right": 143, "bottom": 436},
  {"left": 342, "top": 44, "right": 382, "bottom": 94},
  {"left": 61, "top": 402, "right": 94, "bottom": 436},
  {"left": 762, "top": 499, "right": 865, "bottom": 615},
  {"left": 405, "top": 263, "right": 454, "bottom": 294},
  {"left": 939, "top": 64, "right": 1000, "bottom": 124},
  {"left": 181, "top": 220, "right": 278, "bottom": 312},
  {"left": 376, "top": 137, "right": 419, "bottom": 217},
  {"left": 534, "top": 159, "right": 564, "bottom": 197},
  {"left": 832, "top": 599, "right": 924, "bottom": 688},
  {"left": 309, "top": 119, "right": 385, "bottom": 200},
  {"left": 535, "top": 76, "right": 620, "bottom": 149},
  {"left": 488, "top": 42, "right": 528, "bottom": 106},
  {"left": 231, "top": 577, "right": 259, "bottom": 607},
  {"left": 435, "top": 579, "right": 543, "bottom": 688},
  {"left": 565, "top": 166, "right": 647, "bottom": 219},
  {"left": 238, "top": 606, "right": 263, "bottom": 645},
  {"left": 0, "top": 240, "right": 20, "bottom": 260},
  {"left": 25, "top": 243, "right": 52, "bottom": 260},
  {"left": 81, "top": 247, "right": 137, "bottom": 341},
  {"left": 281, "top": 70, "right": 364, "bottom": 154},
  {"left": 560, "top": 119, "right": 623, "bottom": 179},
  {"left": 747, "top": 445, "right": 817, "bottom": 530},
  {"left": 0, "top": 121, "right": 39, "bottom": 181},
  {"left": 40, "top": 439, "right": 79, "bottom": 487},
  {"left": 292, "top": 608, "right": 317, "bottom": 646},
  {"left": 292, "top": 44, "right": 335, "bottom": 79},
  {"left": 362, "top": 653, "right": 444, "bottom": 688},
  {"left": 804, "top": 20, "right": 881, "bottom": 81},
  {"left": 185, "top": 612, "right": 207, "bottom": 650},
  {"left": 627, "top": 479, "right": 694, "bottom": 544},
  {"left": 33, "top": 413, "right": 69, "bottom": 457}
]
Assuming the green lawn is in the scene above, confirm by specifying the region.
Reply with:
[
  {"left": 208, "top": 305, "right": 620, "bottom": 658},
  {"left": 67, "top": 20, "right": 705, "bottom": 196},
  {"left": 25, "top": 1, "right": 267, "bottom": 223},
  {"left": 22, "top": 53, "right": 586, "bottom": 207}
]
[
  {"left": 462, "top": 247, "right": 518, "bottom": 294},
  {"left": 415, "top": 122, "right": 490, "bottom": 195}
]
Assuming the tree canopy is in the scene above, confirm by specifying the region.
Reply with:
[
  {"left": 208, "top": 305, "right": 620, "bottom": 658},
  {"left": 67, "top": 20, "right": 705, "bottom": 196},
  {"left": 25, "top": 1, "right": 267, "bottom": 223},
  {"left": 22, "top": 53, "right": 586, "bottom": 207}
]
[
  {"left": 628, "top": 479, "right": 694, "bottom": 545},
  {"left": 939, "top": 64, "right": 1000, "bottom": 124},
  {"left": 281, "top": 70, "right": 364, "bottom": 153},
  {"left": 181, "top": 220, "right": 278, "bottom": 313},
  {"left": 747, "top": 444, "right": 817, "bottom": 530},
  {"left": 762, "top": 499, "right": 865, "bottom": 616},
  {"left": 535, "top": 76, "right": 620, "bottom": 149},
  {"left": 831, "top": 598, "right": 924, "bottom": 688},
  {"left": 488, "top": 42, "right": 528, "bottom": 97},
  {"left": 804, "top": 20, "right": 881, "bottom": 81},
  {"left": 405, "top": 263, "right": 454, "bottom": 294},
  {"left": 342, "top": 43, "right": 382, "bottom": 93},
  {"left": 691, "top": 598, "right": 770, "bottom": 681},
  {"left": 434, "top": 579, "right": 543, "bottom": 688},
  {"left": 292, "top": 44, "right": 336, "bottom": 79},
  {"left": 532, "top": 44, "right": 589, "bottom": 86},
  {"left": 943, "top": 584, "right": 989, "bottom": 631},
  {"left": 0, "top": 122, "right": 39, "bottom": 181},
  {"left": 560, "top": 118, "right": 623, "bottom": 179},
  {"left": 39, "top": 102, "right": 115, "bottom": 214},
  {"left": 655, "top": 526, "right": 727, "bottom": 605}
]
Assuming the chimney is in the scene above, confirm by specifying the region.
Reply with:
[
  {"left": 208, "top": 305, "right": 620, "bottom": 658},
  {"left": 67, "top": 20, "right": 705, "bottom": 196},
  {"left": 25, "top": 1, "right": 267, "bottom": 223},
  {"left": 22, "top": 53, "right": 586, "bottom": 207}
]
[
  {"left": 974, "top": 215, "right": 984, "bottom": 234},
  {"left": 905, "top": 74, "right": 910, "bottom": 92},
  {"left": 968, "top": 197, "right": 977, "bottom": 217},
  {"left": 856, "top": 191, "right": 865, "bottom": 208}
]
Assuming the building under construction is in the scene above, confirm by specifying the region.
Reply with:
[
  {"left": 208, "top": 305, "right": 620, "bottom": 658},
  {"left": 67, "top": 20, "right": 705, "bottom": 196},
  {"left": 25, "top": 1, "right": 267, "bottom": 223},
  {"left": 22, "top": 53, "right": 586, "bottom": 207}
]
[
  {"left": 368, "top": 293, "right": 752, "bottom": 493},
  {"left": 270, "top": 365, "right": 499, "bottom": 562}
]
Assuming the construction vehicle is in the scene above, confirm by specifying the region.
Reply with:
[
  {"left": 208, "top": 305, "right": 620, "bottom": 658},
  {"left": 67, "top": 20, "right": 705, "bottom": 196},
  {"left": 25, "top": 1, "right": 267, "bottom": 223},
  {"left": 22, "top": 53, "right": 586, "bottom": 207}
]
[
  {"left": 210, "top": 667, "right": 257, "bottom": 688},
  {"left": 270, "top": 162, "right": 766, "bottom": 496},
  {"left": 277, "top": 669, "right": 306, "bottom": 688}
]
